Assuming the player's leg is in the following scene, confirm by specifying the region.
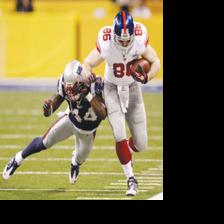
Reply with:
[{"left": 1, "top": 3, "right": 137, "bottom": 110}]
[
  {"left": 104, "top": 82, "right": 127, "bottom": 142},
  {"left": 69, "top": 131, "right": 96, "bottom": 184},
  {"left": 126, "top": 82, "right": 148, "bottom": 153},
  {"left": 121, "top": 82, "right": 147, "bottom": 195},
  {"left": 104, "top": 82, "right": 137, "bottom": 195},
  {"left": 3, "top": 115, "right": 74, "bottom": 179}
]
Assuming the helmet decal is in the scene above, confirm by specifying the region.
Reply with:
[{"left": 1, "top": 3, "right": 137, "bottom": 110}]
[
  {"left": 122, "top": 10, "right": 127, "bottom": 34},
  {"left": 76, "top": 65, "right": 83, "bottom": 76}
]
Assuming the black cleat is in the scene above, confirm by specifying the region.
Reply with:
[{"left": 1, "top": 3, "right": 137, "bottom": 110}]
[
  {"left": 69, "top": 164, "right": 80, "bottom": 184},
  {"left": 3, "top": 158, "right": 20, "bottom": 180},
  {"left": 126, "top": 176, "right": 138, "bottom": 196}
]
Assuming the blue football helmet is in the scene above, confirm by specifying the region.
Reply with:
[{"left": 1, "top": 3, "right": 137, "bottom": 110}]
[{"left": 113, "top": 10, "right": 135, "bottom": 51}]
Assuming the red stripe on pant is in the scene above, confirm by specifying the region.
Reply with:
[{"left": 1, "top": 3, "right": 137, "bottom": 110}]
[
  {"left": 116, "top": 139, "right": 132, "bottom": 165},
  {"left": 128, "top": 137, "right": 139, "bottom": 152}
]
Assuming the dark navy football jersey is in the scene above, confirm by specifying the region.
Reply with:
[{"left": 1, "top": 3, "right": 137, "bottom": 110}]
[{"left": 57, "top": 75, "right": 102, "bottom": 131}]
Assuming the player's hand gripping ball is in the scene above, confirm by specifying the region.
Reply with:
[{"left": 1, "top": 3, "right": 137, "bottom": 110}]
[{"left": 130, "top": 58, "right": 151, "bottom": 84}]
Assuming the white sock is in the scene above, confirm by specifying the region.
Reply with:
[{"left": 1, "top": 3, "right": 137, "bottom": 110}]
[
  {"left": 121, "top": 160, "right": 134, "bottom": 180},
  {"left": 15, "top": 151, "right": 24, "bottom": 165}
]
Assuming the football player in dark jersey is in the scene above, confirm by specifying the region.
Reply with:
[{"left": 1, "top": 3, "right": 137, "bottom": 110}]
[{"left": 3, "top": 60, "right": 106, "bottom": 184}]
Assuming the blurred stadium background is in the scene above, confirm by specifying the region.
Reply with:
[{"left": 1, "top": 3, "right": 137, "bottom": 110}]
[{"left": 0, "top": 0, "right": 163, "bottom": 200}]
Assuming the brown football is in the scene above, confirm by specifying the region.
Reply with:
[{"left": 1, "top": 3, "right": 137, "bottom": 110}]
[
  {"left": 130, "top": 58, "right": 151, "bottom": 74},
  {"left": 90, "top": 95, "right": 107, "bottom": 120}
]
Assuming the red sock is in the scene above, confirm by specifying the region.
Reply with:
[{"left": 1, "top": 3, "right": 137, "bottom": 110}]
[
  {"left": 116, "top": 140, "right": 132, "bottom": 165},
  {"left": 128, "top": 137, "right": 139, "bottom": 152}
]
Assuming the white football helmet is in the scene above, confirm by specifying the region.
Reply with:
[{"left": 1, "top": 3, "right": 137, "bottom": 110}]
[
  {"left": 63, "top": 60, "right": 89, "bottom": 101},
  {"left": 63, "top": 60, "right": 84, "bottom": 84}
]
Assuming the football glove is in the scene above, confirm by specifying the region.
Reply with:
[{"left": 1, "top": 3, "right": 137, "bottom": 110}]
[
  {"left": 94, "top": 77, "right": 104, "bottom": 95},
  {"left": 84, "top": 73, "right": 96, "bottom": 86},
  {"left": 131, "top": 65, "right": 148, "bottom": 84},
  {"left": 43, "top": 99, "right": 53, "bottom": 117},
  {"left": 90, "top": 76, "right": 104, "bottom": 96}
]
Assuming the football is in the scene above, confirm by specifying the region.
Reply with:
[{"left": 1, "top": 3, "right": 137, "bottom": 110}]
[
  {"left": 90, "top": 95, "right": 107, "bottom": 120},
  {"left": 130, "top": 58, "right": 151, "bottom": 74}
]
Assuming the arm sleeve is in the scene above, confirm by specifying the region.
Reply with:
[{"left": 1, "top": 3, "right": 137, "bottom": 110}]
[{"left": 57, "top": 75, "right": 65, "bottom": 98}]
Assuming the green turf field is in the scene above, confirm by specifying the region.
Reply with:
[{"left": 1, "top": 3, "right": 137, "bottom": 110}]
[{"left": 0, "top": 91, "right": 163, "bottom": 200}]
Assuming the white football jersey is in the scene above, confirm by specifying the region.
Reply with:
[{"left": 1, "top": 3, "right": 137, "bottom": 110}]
[{"left": 96, "top": 22, "right": 149, "bottom": 86}]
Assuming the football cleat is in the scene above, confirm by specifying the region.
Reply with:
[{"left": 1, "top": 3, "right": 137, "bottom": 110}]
[
  {"left": 69, "top": 164, "right": 80, "bottom": 184},
  {"left": 126, "top": 176, "right": 138, "bottom": 196},
  {"left": 2, "top": 157, "right": 20, "bottom": 180}
]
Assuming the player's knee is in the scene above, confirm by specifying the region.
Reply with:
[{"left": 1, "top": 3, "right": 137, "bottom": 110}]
[
  {"left": 33, "top": 137, "right": 47, "bottom": 151},
  {"left": 42, "top": 136, "right": 52, "bottom": 149},
  {"left": 134, "top": 135, "right": 148, "bottom": 152},
  {"left": 114, "top": 132, "right": 126, "bottom": 142},
  {"left": 21, "top": 137, "right": 47, "bottom": 159},
  {"left": 109, "top": 114, "right": 126, "bottom": 142}
]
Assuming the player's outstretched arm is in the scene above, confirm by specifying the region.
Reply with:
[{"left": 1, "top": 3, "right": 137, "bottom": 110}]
[
  {"left": 83, "top": 49, "right": 104, "bottom": 77},
  {"left": 43, "top": 93, "right": 64, "bottom": 117},
  {"left": 142, "top": 45, "right": 161, "bottom": 81}
]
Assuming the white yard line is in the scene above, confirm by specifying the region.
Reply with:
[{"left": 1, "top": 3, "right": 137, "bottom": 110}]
[
  {"left": 147, "top": 192, "right": 163, "bottom": 200},
  {"left": 110, "top": 183, "right": 162, "bottom": 186},
  {"left": 118, "top": 178, "right": 163, "bottom": 181},
  {"left": 130, "top": 176, "right": 163, "bottom": 179},
  {"left": 0, "top": 134, "right": 162, "bottom": 140},
  {"left": 0, "top": 110, "right": 41, "bottom": 115},
  {"left": 104, "top": 186, "right": 154, "bottom": 190},
  {"left": 0, "top": 145, "right": 163, "bottom": 151},
  {"left": 0, "top": 125, "right": 163, "bottom": 132},
  {"left": 0, "top": 188, "right": 149, "bottom": 193},
  {"left": 0, "top": 109, "right": 162, "bottom": 117},
  {"left": 148, "top": 168, "right": 163, "bottom": 170},
  {"left": 0, "top": 157, "right": 162, "bottom": 162},
  {"left": 150, "top": 127, "right": 163, "bottom": 131},
  {"left": 0, "top": 188, "right": 127, "bottom": 192},
  {"left": 135, "top": 174, "right": 163, "bottom": 178},
  {"left": 0, "top": 125, "right": 112, "bottom": 130},
  {"left": 76, "top": 197, "right": 131, "bottom": 200},
  {"left": 141, "top": 172, "right": 163, "bottom": 176},
  {"left": 0, "top": 171, "right": 163, "bottom": 177},
  {"left": 0, "top": 171, "right": 124, "bottom": 175},
  {"left": 117, "top": 180, "right": 163, "bottom": 183},
  {"left": 0, "top": 125, "right": 46, "bottom": 130}
]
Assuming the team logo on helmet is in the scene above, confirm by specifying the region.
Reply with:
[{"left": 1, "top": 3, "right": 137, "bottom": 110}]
[{"left": 76, "top": 65, "right": 83, "bottom": 76}]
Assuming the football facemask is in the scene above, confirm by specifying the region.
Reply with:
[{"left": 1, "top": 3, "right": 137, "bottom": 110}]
[{"left": 63, "top": 82, "right": 89, "bottom": 102}]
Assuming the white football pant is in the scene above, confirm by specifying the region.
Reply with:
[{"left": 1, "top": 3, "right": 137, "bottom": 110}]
[
  {"left": 104, "top": 81, "right": 148, "bottom": 151},
  {"left": 42, "top": 115, "right": 95, "bottom": 165}
]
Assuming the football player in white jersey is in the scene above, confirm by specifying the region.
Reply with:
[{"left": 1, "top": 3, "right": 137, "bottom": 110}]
[
  {"left": 83, "top": 10, "right": 160, "bottom": 196},
  {"left": 3, "top": 60, "right": 106, "bottom": 184}
]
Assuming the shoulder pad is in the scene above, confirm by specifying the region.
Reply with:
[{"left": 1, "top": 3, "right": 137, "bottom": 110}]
[
  {"left": 134, "top": 22, "right": 149, "bottom": 48},
  {"left": 96, "top": 26, "right": 113, "bottom": 55}
]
